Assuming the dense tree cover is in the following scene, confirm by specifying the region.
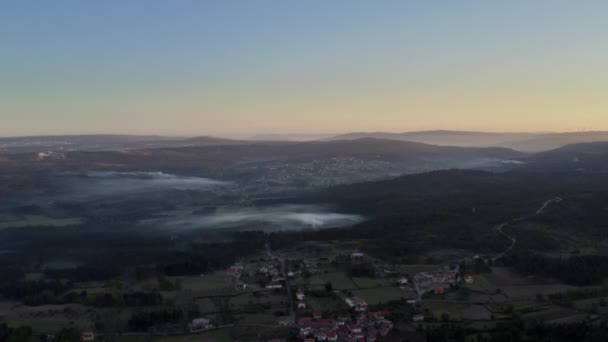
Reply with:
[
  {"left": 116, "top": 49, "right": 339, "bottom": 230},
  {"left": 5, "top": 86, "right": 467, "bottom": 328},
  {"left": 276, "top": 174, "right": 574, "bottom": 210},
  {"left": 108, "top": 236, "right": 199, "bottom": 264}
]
[{"left": 503, "top": 253, "right": 608, "bottom": 286}]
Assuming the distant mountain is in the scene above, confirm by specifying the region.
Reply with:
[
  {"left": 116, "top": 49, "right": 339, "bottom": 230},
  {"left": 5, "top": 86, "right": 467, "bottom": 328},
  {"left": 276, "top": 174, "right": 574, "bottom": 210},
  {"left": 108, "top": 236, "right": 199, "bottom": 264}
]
[
  {"left": 249, "top": 133, "right": 335, "bottom": 141},
  {"left": 328, "top": 130, "right": 608, "bottom": 152},
  {"left": 0, "top": 134, "right": 242, "bottom": 153}
]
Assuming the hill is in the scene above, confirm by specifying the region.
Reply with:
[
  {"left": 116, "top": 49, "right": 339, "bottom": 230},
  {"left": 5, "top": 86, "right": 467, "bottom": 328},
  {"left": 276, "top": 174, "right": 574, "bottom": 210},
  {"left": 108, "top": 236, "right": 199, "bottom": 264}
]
[
  {"left": 329, "top": 130, "right": 608, "bottom": 152},
  {"left": 525, "top": 141, "right": 608, "bottom": 172}
]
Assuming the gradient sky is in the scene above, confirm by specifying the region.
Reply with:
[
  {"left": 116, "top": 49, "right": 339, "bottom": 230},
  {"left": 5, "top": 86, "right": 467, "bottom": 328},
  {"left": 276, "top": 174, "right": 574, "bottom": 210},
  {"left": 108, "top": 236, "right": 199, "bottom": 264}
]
[{"left": 2, "top": 1, "right": 608, "bottom": 137}]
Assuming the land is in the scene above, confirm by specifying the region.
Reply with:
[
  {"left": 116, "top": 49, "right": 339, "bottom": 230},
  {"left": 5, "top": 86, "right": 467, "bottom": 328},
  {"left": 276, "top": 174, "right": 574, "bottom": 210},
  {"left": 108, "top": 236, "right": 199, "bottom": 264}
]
[{"left": 3, "top": 137, "right": 608, "bottom": 341}]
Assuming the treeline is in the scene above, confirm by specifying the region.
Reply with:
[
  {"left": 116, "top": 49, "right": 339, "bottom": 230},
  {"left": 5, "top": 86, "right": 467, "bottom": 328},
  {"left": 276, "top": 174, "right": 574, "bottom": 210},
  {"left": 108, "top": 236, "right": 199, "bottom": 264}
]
[{"left": 502, "top": 253, "right": 608, "bottom": 286}]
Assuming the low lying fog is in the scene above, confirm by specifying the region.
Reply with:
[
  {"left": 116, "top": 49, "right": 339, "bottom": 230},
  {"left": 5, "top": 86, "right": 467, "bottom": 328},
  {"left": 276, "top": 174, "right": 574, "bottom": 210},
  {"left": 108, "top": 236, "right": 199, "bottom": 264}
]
[
  {"left": 55, "top": 171, "right": 227, "bottom": 199},
  {"left": 142, "top": 204, "right": 364, "bottom": 231}
]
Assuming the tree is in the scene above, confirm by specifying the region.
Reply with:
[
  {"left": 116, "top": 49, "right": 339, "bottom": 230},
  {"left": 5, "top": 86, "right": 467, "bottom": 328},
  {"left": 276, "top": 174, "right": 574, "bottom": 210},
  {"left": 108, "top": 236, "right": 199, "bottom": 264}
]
[
  {"left": 441, "top": 313, "right": 450, "bottom": 322},
  {"left": 324, "top": 281, "right": 333, "bottom": 293}
]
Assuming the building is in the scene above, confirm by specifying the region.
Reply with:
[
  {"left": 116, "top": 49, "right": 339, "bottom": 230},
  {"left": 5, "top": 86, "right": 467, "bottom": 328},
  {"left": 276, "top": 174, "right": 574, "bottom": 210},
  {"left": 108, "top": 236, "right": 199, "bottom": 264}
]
[
  {"left": 434, "top": 287, "right": 446, "bottom": 294},
  {"left": 81, "top": 333, "right": 95, "bottom": 341},
  {"left": 413, "top": 313, "right": 425, "bottom": 322},
  {"left": 464, "top": 274, "right": 474, "bottom": 284},
  {"left": 191, "top": 318, "right": 212, "bottom": 331},
  {"left": 397, "top": 276, "right": 408, "bottom": 285},
  {"left": 266, "top": 282, "right": 283, "bottom": 289},
  {"left": 296, "top": 289, "right": 306, "bottom": 300},
  {"left": 297, "top": 301, "right": 307, "bottom": 309},
  {"left": 277, "top": 316, "right": 294, "bottom": 326}
]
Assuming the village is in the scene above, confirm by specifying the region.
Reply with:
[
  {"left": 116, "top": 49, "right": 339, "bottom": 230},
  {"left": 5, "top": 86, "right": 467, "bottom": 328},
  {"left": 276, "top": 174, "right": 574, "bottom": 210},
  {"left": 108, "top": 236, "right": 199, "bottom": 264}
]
[{"left": 186, "top": 242, "right": 478, "bottom": 342}]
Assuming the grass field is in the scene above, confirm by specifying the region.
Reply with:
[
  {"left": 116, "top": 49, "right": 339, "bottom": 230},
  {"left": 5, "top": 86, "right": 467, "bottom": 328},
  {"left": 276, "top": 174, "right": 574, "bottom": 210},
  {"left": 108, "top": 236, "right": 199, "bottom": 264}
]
[
  {"left": 24, "top": 272, "right": 44, "bottom": 281},
  {"left": 573, "top": 297, "right": 607, "bottom": 311},
  {"left": 170, "top": 273, "right": 233, "bottom": 296},
  {"left": 306, "top": 295, "right": 350, "bottom": 313},
  {"left": 351, "top": 277, "right": 392, "bottom": 289},
  {"left": 352, "top": 286, "right": 411, "bottom": 305},
  {"left": 424, "top": 302, "right": 464, "bottom": 320},
  {"left": 308, "top": 272, "right": 357, "bottom": 290},
  {"left": 5, "top": 319, "right": 75, "bottom": 334},
  {"left": 397, "top": 265, "right": 439, "bottom": 274},
  {"left": 111, "top": 329, "right": 234, "bottom": 342}
]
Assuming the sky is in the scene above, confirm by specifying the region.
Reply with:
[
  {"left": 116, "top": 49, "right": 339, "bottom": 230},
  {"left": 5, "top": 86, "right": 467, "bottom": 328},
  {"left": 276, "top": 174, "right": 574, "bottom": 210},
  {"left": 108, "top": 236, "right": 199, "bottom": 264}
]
[{"left": 1, "top": 1, "right": 608, "bottom": 137}]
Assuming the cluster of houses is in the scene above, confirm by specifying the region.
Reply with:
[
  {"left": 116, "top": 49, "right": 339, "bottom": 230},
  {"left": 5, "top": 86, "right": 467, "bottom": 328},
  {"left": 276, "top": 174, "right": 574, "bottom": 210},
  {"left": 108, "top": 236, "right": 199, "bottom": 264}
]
[
  {"left": 413, "top": 265, "right": 461, "bottom": 293},
  {"left": 295, "top": 309, "right": 393, "bottom": 342},
  {"left": 259, "top": 261, "right": 286, "bottom": 289}
]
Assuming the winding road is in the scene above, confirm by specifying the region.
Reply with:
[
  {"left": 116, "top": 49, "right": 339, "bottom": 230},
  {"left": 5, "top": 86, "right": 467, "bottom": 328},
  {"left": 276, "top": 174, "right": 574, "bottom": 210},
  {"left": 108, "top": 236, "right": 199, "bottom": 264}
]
[{"left": 492, "top": 196, "right": 562, "bottom": 261}]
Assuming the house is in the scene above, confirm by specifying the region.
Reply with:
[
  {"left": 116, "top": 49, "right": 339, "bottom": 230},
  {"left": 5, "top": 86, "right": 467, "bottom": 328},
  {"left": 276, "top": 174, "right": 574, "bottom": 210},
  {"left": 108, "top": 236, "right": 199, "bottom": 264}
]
[
  {"left": 406, "top": 299, "right": 417, "bottom": 304},
  {"left": 355, "top": 303, "right": 369, "bottom": 312},
  {"left": 297, "top": 301, "right": 307, "bottom": 309},
  {"left": 277, "top": 316, "right": 294, "bottom": 326},
  {"left": 464, "top": 274, "right": 474, "bottom": 284},
  {"left": 434, "top": 287, "right": 446, "bottom": 294},
  {"left": 345, "top": 297, "right": 367, "bottom": 308},
  {"left": 259, "top": 267, "right": 269, "bottom": 274},
  {"left": 296, "top": 289, "right": 306, "bottom": 300},
  {"left": 287, "top": 271, "right": 295, "bottom": 278},
  {"left": 351, "top": 252, "right": 365, "bottom": 258},
  {"left": 81, "top": 333, "right": 95, "bottom": 341},
  {"left": 227, "top": 264, "right": 243, "bottom": 275},
  {"left": 413, "top": 313, "right": 425, "bottom": 322},
  {"left": 191, "top": 317, "right": 212, "bottom": 331},
  {"left": 237, "top": 280, "right": 248, "bottom": 290},
  {"left": 300, "top": 326, "right": 312, "bottom": 335},
  {"left": 397, "top": 276, "right": 408, "bottom": 285},
  {"left": 272, "top": 275, "right": 284, "bottom": 282},
  {"left": 347, "top": 325, "right": 363, "bottom": 334},
  {"left": 266, "top": 282, "right": 283, "bottom": 289},
  {"left": 313, "top": 311, "right": 322, "bottom": 319},
  {"left": 326, "top": 331, "right": 338, "bottom": 342},
  {"left": 369, "top": 311, "right": 388, "bottom": 320}
]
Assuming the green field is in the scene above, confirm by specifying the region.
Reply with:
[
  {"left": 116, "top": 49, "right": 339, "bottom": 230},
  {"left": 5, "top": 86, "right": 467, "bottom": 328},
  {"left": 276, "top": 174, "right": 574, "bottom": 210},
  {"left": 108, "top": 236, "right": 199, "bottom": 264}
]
[
  {"left": 111, "top": 329, "right": 233, "bottom": 342},
  {"left": 425, "top": 302, "right": 465, "bottom": 320},
  {"left": 5, "top": 320, "right": 75, "bottom": 334},
  {"left": 352, "top": 286, "right": 412, "bottom": 305},
  {"left": 573, "top": 297, "right": 607, "bottom": 311},
  {"left": 170, "top": 273, "right": 234, "bottom": 296},
  {"left": 306, "top": 295, "right": 350, "bottom": 313},
  {"left": 308, "top": 272, "right": 357, "bottom": 290},
  {"left": 351, "top": 277, "right": 392, "bottom": 289}
]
